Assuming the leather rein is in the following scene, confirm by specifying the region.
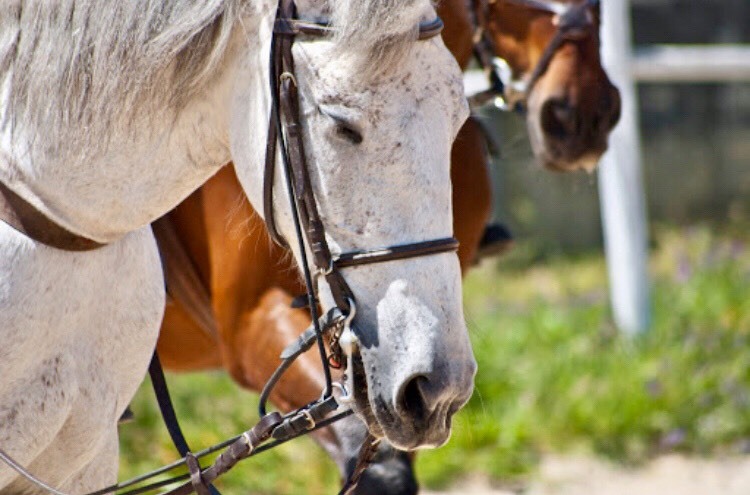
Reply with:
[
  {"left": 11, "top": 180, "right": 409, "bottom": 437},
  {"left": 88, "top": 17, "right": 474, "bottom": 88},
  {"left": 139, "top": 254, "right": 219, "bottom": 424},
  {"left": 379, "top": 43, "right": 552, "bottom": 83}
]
[
  {"left": 0, "top": 2, "right": 453, "bottom": 495},
  {"left": 468, "top": 0, "right": 600, "bottom": 110}
]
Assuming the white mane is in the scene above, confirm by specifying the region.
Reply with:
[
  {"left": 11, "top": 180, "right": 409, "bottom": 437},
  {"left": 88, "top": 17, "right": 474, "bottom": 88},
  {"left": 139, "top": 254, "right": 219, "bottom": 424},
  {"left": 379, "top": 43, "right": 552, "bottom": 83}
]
[{"left": 0, "top": 0, "right": 429, "bottom": 156}]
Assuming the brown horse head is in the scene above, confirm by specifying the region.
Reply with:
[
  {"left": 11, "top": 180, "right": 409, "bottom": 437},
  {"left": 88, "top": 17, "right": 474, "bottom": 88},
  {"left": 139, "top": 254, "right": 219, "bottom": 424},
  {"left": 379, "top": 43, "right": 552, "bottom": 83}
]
[{"left": 477, "top": 0, "right": 621, "bottom": 171}]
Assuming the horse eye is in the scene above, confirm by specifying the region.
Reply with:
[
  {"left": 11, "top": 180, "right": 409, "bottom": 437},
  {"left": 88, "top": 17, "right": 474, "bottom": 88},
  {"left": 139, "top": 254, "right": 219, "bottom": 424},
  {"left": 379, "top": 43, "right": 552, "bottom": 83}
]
[
  {"left": 336, "top": 124, "right": 363, "bottom": 144},
  {"left": 319, "top": 105, "right": 364, "bottom": 145}
]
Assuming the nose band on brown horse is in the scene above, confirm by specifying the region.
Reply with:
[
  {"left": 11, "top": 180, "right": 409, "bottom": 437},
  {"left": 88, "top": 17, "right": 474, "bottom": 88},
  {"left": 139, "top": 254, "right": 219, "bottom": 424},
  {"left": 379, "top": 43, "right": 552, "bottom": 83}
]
[{"left": 468, "top": 0, "right": 600, "bottom": 110}]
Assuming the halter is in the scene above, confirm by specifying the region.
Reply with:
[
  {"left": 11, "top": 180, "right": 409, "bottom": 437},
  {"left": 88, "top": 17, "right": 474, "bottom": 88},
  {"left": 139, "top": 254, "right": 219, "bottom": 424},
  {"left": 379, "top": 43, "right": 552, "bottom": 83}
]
[
  {"left": 468, "top": 0, "right": 600, "bottom": 111},
  {"left": 0, "top": 2, "right": 454, "bottom": 495}
]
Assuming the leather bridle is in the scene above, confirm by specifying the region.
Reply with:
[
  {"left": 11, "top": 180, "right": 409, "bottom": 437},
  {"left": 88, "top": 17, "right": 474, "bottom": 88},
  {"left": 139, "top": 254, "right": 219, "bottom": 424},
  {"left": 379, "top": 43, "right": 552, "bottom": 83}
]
[
  {"left": 468, "top": 0, "right": 601, "bottom": 111},
  {"left": 0, "top": 2, "right": 455, "bottom": 495},
  {"left": 262, "top": 0, "right": 460, "bottom": 405}
]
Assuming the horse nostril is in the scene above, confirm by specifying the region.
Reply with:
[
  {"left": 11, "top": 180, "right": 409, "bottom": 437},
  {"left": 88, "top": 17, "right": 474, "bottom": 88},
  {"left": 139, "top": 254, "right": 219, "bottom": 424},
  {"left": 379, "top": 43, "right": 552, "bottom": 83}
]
[
  {"left": 541, "top": 98, "right": 578, "bottom": 140},
  {"left": 397, "top": 375, "right": 428, "bottom": 421}
]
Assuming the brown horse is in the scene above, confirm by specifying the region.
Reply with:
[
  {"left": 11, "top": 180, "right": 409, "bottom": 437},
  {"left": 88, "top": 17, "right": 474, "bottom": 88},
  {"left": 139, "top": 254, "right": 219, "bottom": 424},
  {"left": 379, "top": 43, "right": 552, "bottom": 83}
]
[
  {"left": 153, "top": 0, "right": 620, "bottom": 492},
  {"left": 450, "top": 0, "right": 621, "bottom": 171}
]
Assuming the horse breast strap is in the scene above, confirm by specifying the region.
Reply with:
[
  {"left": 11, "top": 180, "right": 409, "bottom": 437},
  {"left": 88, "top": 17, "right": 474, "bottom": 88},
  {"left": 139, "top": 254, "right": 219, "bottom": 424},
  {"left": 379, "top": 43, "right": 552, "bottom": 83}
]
[{"left": 0, "top": 181, "right": 104, "bottom": 251}]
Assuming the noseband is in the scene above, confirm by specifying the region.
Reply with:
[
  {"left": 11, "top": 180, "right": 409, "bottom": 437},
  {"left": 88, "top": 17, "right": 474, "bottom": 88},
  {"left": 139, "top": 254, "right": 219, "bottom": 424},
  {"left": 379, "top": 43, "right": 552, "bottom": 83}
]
[
  {"left": 0, "top": 2, "right": 454, "bottom": 495},
  {"left": 469, "top": 0, "right": 600, "bottom": 110}
]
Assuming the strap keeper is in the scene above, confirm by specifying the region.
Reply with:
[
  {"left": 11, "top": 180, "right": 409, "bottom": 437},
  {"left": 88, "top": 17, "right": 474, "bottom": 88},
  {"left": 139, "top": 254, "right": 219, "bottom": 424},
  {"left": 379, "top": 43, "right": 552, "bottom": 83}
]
[
  {"left": 274, "top": 17, "right": 298, "bottom": 35},
  {"left": 185, "top": 452, "right": 211, "bottom": 495}
]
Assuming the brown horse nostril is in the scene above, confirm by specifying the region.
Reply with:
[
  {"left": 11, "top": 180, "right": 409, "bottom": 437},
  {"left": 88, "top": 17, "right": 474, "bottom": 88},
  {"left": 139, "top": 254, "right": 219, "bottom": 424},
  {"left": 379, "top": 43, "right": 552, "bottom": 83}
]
[{"left": 541, "top": 98, "right": 579, "bottom": 140}]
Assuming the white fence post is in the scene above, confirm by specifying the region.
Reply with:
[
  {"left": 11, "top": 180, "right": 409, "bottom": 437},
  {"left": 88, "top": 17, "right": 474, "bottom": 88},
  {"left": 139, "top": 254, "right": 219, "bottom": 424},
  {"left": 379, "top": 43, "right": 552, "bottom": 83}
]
[{"left": 598, "top": 0, "right": 650, "bottom": 334}]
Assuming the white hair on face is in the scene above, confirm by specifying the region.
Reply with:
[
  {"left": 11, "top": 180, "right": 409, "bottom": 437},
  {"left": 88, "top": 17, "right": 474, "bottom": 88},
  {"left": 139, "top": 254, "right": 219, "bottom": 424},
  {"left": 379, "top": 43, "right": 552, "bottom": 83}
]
[{"left": 330, "top": 0, "right": 430, "bottom": 74}]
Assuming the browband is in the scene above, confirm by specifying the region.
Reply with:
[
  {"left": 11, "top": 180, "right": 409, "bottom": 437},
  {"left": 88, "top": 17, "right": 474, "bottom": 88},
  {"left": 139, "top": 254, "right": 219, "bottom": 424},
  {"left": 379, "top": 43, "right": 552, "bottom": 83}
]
[{"left": 274, "top": 17, "right": 444, "bottom": 40}]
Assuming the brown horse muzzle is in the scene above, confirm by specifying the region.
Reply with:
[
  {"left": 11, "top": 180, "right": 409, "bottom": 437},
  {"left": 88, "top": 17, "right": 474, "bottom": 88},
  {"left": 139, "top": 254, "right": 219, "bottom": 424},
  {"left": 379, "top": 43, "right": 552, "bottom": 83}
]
[{"left": 535, "top": 75, "right": 621, "bottom": 172}]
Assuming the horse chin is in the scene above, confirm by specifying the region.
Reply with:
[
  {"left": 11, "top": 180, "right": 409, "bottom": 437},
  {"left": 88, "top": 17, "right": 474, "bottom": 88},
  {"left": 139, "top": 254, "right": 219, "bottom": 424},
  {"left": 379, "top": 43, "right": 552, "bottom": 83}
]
[
  {"left": 349, "top": 352, "right": 385, "bottom": 439},
  {"left": 539, "top": 151, "right": 603, "bottom": 174},
  {"left": 526, "top": 118, "right": 604, "bottom": 173},
  {"left": 347, "top": 352, "right": 453, "bottom": 451}
]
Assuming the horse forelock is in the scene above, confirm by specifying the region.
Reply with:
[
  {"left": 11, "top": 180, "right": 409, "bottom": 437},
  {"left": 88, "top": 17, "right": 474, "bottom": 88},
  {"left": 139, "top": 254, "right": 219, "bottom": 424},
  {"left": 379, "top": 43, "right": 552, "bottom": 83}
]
[
  {"left": 329, "top": 0, "right": 432, "bottom": 75},
  {"left": 2, "top": 0, "right": 248, "bottom": 154}
]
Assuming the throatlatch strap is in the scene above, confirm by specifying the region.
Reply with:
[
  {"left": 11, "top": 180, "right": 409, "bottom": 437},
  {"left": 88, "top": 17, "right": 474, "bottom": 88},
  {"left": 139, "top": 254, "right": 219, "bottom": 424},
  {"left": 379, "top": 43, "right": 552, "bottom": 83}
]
[{"left": 0, "top": 181, "right": 104, "bottom": 251}]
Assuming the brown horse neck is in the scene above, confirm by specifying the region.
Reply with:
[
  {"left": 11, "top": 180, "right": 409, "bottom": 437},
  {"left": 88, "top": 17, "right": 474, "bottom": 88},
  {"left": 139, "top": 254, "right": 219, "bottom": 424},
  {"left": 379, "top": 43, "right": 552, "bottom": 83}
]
[{"left": 437, "top": 0, "right": 476, "bottom": 69}]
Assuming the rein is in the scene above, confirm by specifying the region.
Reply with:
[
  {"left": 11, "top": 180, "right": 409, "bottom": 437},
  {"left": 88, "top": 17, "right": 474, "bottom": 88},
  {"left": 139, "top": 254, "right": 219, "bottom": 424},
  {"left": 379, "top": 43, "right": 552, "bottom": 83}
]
[
  {"left": 468, "top": 0, "right": 600, "bottom": 111},
  {"left": 0, "top": 2, "right": 454, "bottom": 495}
]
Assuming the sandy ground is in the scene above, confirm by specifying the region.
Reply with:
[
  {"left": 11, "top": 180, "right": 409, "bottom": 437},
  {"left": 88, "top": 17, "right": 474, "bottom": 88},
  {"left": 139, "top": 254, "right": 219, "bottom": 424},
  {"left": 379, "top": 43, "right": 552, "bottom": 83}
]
[{"left": 423, "top": 454, "right": 750, "bottom": 495}]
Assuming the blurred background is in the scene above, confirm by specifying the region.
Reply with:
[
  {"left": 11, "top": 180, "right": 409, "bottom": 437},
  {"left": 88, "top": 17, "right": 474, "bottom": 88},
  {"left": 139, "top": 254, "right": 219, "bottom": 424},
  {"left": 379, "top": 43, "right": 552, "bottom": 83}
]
[{"left": 119, "top": 0, "right": 750, "bottom": 493}]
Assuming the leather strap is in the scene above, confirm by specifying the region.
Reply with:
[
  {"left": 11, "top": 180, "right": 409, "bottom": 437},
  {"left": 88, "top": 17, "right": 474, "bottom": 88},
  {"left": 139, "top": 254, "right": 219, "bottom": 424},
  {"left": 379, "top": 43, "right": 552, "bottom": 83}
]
[
  {"left": 185, "top": 453, "right": 211, "bottom": 495},
  {"left": 469, "top": 0, "right": 599, "bottom": 106},
  {"left": 335, "top": 237, "right": 459, "bottom": 269},
  {"left": 524, "top": 0, "right": 598, "bottom": 93},
  {"left": 338, "top": 434, "right": 381, "bottom": 495},
  {"left": 162, "top": 413, "right": 283, "bottom": 495},
  {"left": 148, "top": 354, "right": 222, "bottom": 495},
  {"left": 0, "top": 181, "right": 104, "bottom": 251}
]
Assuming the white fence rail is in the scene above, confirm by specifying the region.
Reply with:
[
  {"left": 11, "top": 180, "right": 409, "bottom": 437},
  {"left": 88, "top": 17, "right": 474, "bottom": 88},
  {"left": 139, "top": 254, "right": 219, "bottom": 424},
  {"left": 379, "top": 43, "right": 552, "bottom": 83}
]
[
  {"left": 599, "top": 0, "right": 650, "bottom": 335},
  {"left": 601, "top": 3, "right": 750, "bottom": 334},
  {"left": 632, "top": 45, "right": 750, "bottom": 82}
]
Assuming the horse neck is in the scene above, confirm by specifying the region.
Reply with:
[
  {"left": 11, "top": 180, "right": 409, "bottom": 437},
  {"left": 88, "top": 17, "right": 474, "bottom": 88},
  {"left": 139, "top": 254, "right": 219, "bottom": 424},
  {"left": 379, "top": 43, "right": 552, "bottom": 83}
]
[{"left": 0, "top": 25, "right": 258, "bottom": 243}]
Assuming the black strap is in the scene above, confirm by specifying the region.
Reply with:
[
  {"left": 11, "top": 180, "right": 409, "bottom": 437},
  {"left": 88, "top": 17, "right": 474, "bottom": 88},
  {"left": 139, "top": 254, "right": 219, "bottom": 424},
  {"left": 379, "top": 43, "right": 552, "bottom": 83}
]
[
  {"left": 335, "top": 237, "right": 459, "bottom": 269},
  {"left": 148, "top": 353, "right": 222, "bottom": 495}
]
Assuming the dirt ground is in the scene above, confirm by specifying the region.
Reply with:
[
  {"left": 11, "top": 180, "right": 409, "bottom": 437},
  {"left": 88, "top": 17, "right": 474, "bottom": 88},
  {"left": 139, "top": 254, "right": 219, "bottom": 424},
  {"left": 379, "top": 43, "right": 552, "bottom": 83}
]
[{"left": 423, "top": 454, "right": 750, "bottom": 495}]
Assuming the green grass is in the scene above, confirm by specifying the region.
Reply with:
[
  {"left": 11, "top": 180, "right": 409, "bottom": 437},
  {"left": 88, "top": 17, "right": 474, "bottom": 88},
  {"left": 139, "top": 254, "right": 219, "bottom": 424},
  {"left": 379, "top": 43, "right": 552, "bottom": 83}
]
[{"left": 119, "top": 224, "right": 750, "bottom": 493}]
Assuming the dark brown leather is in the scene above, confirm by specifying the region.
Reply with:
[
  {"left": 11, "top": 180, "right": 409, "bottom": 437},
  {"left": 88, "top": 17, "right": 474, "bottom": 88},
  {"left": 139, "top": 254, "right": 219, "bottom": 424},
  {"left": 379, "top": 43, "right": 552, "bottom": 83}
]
[
  {"left": 185, "top": 453, "right": 211, "bottom": 495},
  {"left": 162, "top": 413, "right": 284, "bottom": 495},
  {"left": 335, "top": 238, "right": 459, "bottom": 269},
  {"left": 152, "top": 215, "right": 219, "bottom": 343},
  {"left": 0, "top": 181, "right": 105, "bottom": 251},
  {"left": 339, "top": 434, "right": 381, "bottom": 495}
]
